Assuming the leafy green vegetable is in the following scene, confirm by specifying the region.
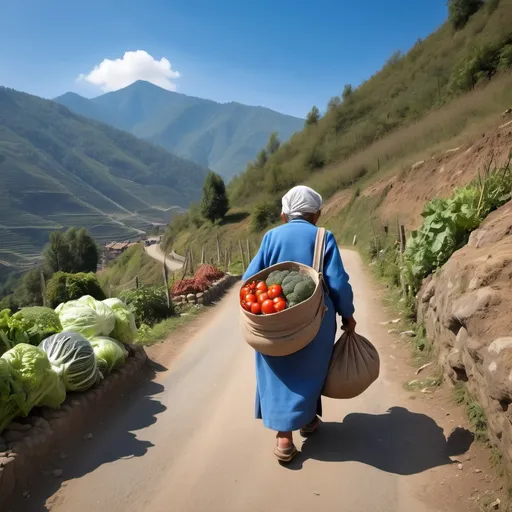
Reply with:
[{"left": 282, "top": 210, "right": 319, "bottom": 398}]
[
  {"left": 0, "top": 358, "right": 26, "bottom": 432},
  {"left": 90, "top": 336, "right": 127, "bottom": 376},
  {"left": 403, "top": 163, "right": 512, "bottom": 293},
  {"left": 0, "top": 309, "right": 29, "bottom": 355},
  {"left": 40, "top": 332, "right": 101, "bottom": 392},
  {"left": 102, "top": 298, "right": 137, "bottom": 343},
  {"left": 2, "top": 344, "right": 66, "bottom": 414},
  {"left": 57, "top": 296, "right": 115, "bottom": 338},
  {"left": 11, "top": 307, "right": 62, "bottom": 346}
]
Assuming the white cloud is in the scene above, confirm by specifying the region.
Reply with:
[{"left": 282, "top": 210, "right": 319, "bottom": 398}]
[{"left": 78, "top": 50, "right": 180, "bottom": 92}]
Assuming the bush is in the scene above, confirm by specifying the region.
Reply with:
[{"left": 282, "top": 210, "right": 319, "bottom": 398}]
[
  {"left": 250, "top": 200, "right": 281, "bottom": 233},
  {"left": 119, "top": 286, "right": 173, "bottom": 327},
  {"left": 448, "top": 0, "right": 484, "bottom": 30},
  {"left": 46, "top": 272, "right": 106, "bottom": 308}
]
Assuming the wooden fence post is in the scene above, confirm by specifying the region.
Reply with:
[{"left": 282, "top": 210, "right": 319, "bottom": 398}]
[
  {"left": 40, "top": 271, "right": 47, "bottom": 307},
  {"left": 162, "top": 258, "right": 171, "bottom": 309},
  {"left": 224, "top": 248, "right": 229, "bottom": 273},
  {"left": 238, "top": 240, "right": 246, "bottom": 273},
  {"left": 246, "top": 239, "right": 251, "bottom": 262},
  {"left": 201, "top": 245, "right": 205, "bottom": 264},
  {"left": 216, "top": 235, "right": 221, "bottom": 264},
  {"left": 135, "top": 275, "right": 140, "bottom": 289},
  {"left": 398, "top": 221, "right": 407, "bottom": 298},
  {"left": 189, "top": 247, "right": 195, "bottom": 275}
]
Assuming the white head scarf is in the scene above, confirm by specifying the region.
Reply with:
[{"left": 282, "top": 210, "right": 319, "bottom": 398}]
[{"left": 281, "top": 185, "right": 323, "bottom": 219}]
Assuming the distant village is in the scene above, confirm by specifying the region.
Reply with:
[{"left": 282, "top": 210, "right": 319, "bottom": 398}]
[{"left": 99, "top": 237, "right": 161, "bottom": 268}]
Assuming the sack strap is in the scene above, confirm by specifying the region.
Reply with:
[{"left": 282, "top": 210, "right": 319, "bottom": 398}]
[{"left": 312, "top": 227, "right": 326, "bottom": 274}]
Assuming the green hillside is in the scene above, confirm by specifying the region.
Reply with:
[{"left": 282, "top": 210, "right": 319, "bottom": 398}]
[
  {"left": 162, "top": 0, "right": 512, "bottom": 257},
  {"left": 228, "top": 0, "right": 512, "bottom": 205},
  {"left": 55, "top": 81, "right": 304, "bottom": 179},
  {"left": 0, "top": 87, "right": 208, "bottom": 269}
]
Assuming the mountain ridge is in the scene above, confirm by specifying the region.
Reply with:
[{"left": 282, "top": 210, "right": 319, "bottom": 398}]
[
  {"left": 54, "top": 81, "right": 304, "bottom": 179},
  {"left": 0, "top": 86, "right": 208, "bottom": 268}
]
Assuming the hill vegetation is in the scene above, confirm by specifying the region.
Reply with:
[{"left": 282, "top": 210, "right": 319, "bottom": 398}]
[
  {"left": 162, "top": 0, "right": 512, "bottom": 259},
  {"left": 54, "top": 81, "right": 304, "bottom": 180},
  {"left": 0, "top": 87, "right": 208, "bottom": 269}
]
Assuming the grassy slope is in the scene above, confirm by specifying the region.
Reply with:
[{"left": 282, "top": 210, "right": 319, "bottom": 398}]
[
  {"left": 163, "top": 0, "right": 512, "bottom": 262},
  {"left": 55, "top": 81, "right": 304, "bottom": 180},
  {"left": 0, "top": 87, "right": 208, "bottom": 268},
  {"left": 97, "top": 244, "right": 164, "bottom": 295}
]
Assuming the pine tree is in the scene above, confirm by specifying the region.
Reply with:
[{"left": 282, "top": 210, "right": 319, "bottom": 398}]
[{"left": 200, "top": 172, "right": 229, "bottom": 222}]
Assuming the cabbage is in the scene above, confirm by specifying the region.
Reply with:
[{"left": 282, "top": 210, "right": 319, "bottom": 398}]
[
  {"left": 1, "top": 344, "right": 66, "bottom": 414},
  {"left": 90, "top": 336, "right": 127, "bottom": 375},
  {"left": 78, "top": 296, "right": 115, "bottom": 335},
  {"left": 0, "top": 359, "right": 26, "bottom": 432},
  {"left": 39, "top": 332, "right": 101, "bottom": 392},
  {"left": 102, "top": 298, "right": 137, "bottom": 343},
  {"left": 57, "top": 296, "right": 114, "bottom": 338},
  {"left": 11, "top": 307, "right": 62, "bottom": 346}
]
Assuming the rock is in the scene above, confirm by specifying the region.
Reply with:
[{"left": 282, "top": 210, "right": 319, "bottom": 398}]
[
  {"left": 490, "top": 498, "right": 501, "bottom": 509},
  {"left": 474, "top": 469, "right": 482, "bottom": 473},
  {"left": 30, "top": 417, "right": 51, "bottom": 430},
  {"left": 400, "top": 331, "right": 416, "bottom": 338},
  {"left": 457, "top": 463, "right": 463, "bottom": 470},
  {"left": 186, "top": 293, "right": 196, "bottom": 303},
  {"left": 52, "top": 469, "right": 63, "bottom": 478},
  {"left": 3, "top": 430, "right": 25, "bottom": 443},
  {"left": 6, "top": 422, "right": 32, "bottom": 432}
]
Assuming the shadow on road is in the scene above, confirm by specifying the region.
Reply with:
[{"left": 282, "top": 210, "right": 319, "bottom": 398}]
[
  {"left": 288, "top": 406, "right": 474, "bottom": 474},
  {"left": 7, "top": 368, "right": 167, "bottom": 512}
]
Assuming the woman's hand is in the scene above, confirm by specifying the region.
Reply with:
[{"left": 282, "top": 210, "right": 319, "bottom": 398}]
[{"left": 342, "top": 316, "right": 357, "bottom": 333}]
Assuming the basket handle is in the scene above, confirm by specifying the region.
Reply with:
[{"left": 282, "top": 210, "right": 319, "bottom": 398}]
[{"left": 312, "top": 227, "right": 326, "bottom": 274}]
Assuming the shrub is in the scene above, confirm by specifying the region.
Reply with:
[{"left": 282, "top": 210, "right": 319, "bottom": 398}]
[
  {"left": 119, "top": 286, "right": 173, "bottom": 327},
  {"left": 448, "top": 0, "right": 484, "bottom": 30},
  {"left": 250, "top": 200, "right": 281, "bottom": 233},
  {"left": 46, "top": 272, "right": 106, "bottom": 308}
]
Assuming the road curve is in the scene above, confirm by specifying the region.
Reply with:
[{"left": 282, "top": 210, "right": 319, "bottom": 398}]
[
  {"left": 21, "top": 250, "right": 460, "bottom": 512},
  {"left": 144, "top": 243, "right": 183, "bottom": 272}
]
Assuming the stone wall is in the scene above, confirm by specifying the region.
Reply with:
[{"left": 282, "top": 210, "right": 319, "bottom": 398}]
[
  {"left": 418, "top": 201, "right": 512, "bottom": 467},
  {"left": 172, "top": 273, "right": 240, "bottom": 306}
]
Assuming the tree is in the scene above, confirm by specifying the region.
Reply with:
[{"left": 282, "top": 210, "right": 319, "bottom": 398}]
[
  {"left": 305, "top": 106, "right": 320, "bottom": 126},
  {"left": 255, "top": 148, "right": 268, "bottom": 168},
  {"left": 342, "top": 84, "right": 353, "bottom": 101},
  {"left": 448, "top": 0, "right": 484, "bottom": 30},
  {"left": 43, "top": 231, "right": 72, "bottom": 273},
  {"left": 266, "top": 132, "right": 281, "bottom": 155},
  {"left": 43, "top": 228, "right": 99, "bottom": 274},
  {"left": 15, "top": 268, "right": 44, "bottom": 306},
  {"left": 327, "top": 96, "right": 341, "bottom": 110},
  {"left": 200, "top": 172, "right": 229, "bottom": 222}
]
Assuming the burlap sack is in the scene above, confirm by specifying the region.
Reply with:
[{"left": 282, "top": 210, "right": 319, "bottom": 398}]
[
  {"left": 322, "top": 332, "right": 380, "bottom": 399},
  {"left": 240, "top": 228, "right": 327, "bottom": 357}
]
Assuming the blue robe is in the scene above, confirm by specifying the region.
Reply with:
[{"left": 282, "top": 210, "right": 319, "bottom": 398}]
[{"left": 243, "top": 219, "right": 355, "bottom": 432}]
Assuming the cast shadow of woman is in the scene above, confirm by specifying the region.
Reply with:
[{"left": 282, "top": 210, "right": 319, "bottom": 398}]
[{"left": 290, "top": 406, "right": 473, "bottom": 474}]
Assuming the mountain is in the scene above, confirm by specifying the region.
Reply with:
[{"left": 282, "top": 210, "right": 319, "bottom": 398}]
[
  {"left": 54, "top": 81, "right": 304, "bottom": 179},
  {"left": 0, "top": 86, "right": 208, "bottom": 268}
]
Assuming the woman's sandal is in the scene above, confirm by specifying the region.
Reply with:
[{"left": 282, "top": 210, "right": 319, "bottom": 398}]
[
  {"left": 274, "top": 440, "right": 298, "bottom": 463},
  {"left": 300, "top": 416, "right": 321, "bottom": 438}
]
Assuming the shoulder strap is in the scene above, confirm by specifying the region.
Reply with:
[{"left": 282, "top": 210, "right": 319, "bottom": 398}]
[{"left": 312, "top": 227, "right": 326, "bottom": 274}]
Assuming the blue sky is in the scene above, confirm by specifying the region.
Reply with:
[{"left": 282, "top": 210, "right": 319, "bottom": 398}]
[{"left": 0, "top": 0, "right": 448, "bottom": 118}]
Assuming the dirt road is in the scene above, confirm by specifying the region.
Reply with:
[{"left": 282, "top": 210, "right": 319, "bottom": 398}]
[
  {"left": 144, "top": 243, "right": 183, "bottom": 271},
  {"left": 18, "top": 250, "right": 478, "bottom": 512}
]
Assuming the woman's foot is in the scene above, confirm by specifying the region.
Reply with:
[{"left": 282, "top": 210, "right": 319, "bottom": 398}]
[
  {"left": 274, "top": 432, "right": 298, "bottom": 463},
  {"left": 300, "top": 416, "right": 321, "bottom": 437}
]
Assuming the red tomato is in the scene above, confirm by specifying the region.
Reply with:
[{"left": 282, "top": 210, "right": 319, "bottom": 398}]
[
  {"left": 256, "top": 281, "right": 268, "bottom": 293},
  {"left": 255, "top": 289, "right": 264, "bottom": 296},
  {"left": 251, "top": 302, "right": 262, "bottom": 315},
  {"left": 245, "top": 293, "right": 257, "bottom": 304},
  {"left": 267, "top": 284, "right": 283, "bottom": 300},
  {"left": 274, "top": 298, "right": 287, "bottom": 312},
  {"left": 257, "top": 292, "right": 269, "bottom": 304},
  {"left": 261, "top": 299, "right": 276, "bottom": 315},
  {"left": 241, "top": 301, "right": 251, "bottom": 312},
  {"left": 240, "top": 286, "right": 251, "bottom": 300},
  {"left": 249, "top": 281, "right": 257, "bottom": 290}
]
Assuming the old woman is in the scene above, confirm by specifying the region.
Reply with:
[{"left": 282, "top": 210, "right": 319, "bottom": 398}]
[{"left": 243, "top": 185, "right": 356, "bottom": 462}]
